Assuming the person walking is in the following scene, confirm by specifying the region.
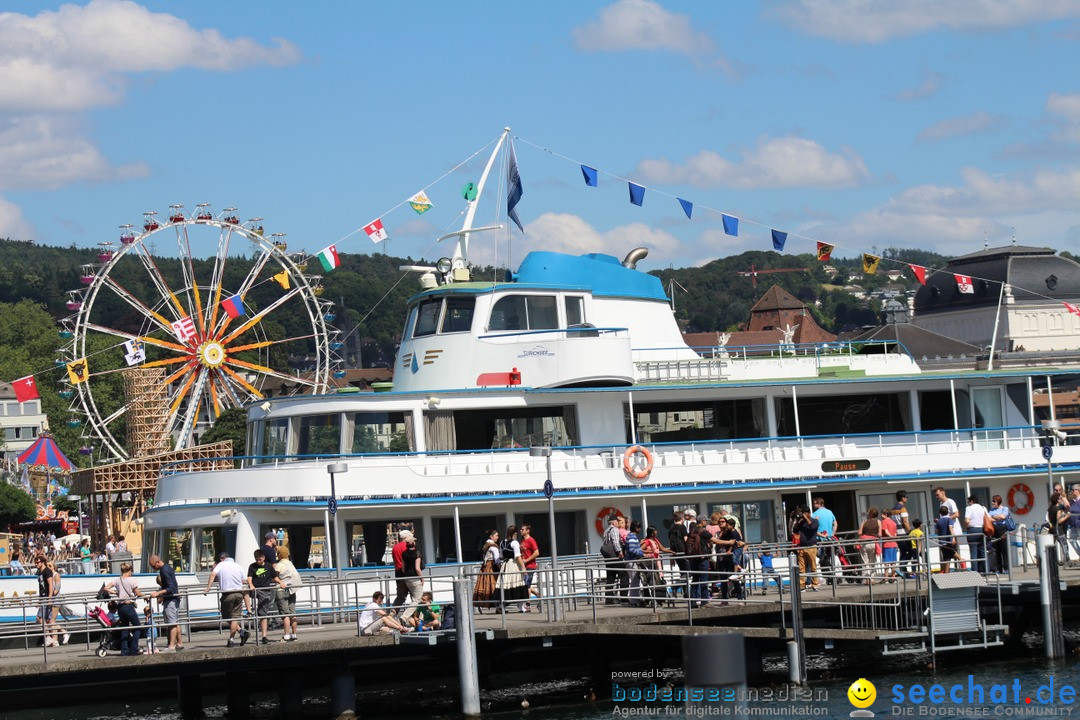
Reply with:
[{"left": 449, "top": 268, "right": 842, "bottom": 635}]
[
  {"left": 148, "top": 554, "right": 182, "bottom": 651},
  {"left": 987, "top": 495, "right": 1012, "bottom": 573},
  {"left": 519, "top": 524, "right": 539, "bottom": 612},
  {"left": 792, "top": 506, "right": 820, "bottom": 591},
  {"left": 811, "top": 497, "right": 837, "bottom": 585},
  {"left": 473, "top": 529, "right": 501, "bottom": 611},
  {"left": 247, "top": 549, "right": 286, "bottom": 644},
  {"left": 497, "top": 525, "right": 528, "bottom": 611},
  {"left": 34, "top": 555, "right": 61, "bottom": 647},
  {"left": 964, "top": 496, "right": 990, "bottom": 574},
  {"left": 398, "top": 533, "right": 425, "bottom": 623},
  {"left": 857, "top": 508, "right": 883, "bottom": 584},
  {"left": 667, "top": 511, "right": 689, "bottom": 597},
  {"left": 106, "top": 562, "right": 143, "bottom": 656},
  {"left": 205, "top": 552, "right": 250, "bottom": 647},
  {"left": 624, "top": 520, "right": 645, "bottom": 607},
  {"left": 260, "top": 532, "right": 278, "bottom": 564},
  {"left": 892, "top": 490, "right": 916, "bottom": 577},
  {"left": 934, "top": 487, "right": 966, "bottom": 570},
  {"left": 79, "top": 539, "right": 93, "bottom": 575},
  {"left": 880, "top": 510, "right": 900, "bottom": 580},
  {"left": 600, "top": 514, "right": 624, "bottom": 604},
  {"left": 640, "top": 526, "right": 670, "bottom": 607},
  {"left": 391, "top": 529, "right": 412, "bottom": 608},
  {"left": 1067, "top": 485, "right": 1080, "bottom": 567},
  {"left": 274, "top": 545, "right": 302, "bottom": 641},
  {"left": 1048, "top": 492, "right": 1070, "bottom": 566}
]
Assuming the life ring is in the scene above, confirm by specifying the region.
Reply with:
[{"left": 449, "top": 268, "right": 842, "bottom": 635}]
[
  {"left": 1007, "top": 483, "right": 1034, "bottom": 515},
  {"left": 595, "top": 507, "right": 625, "bottom": 536},
  {"left": 622, "top": 445, "right": 654, "bottom": 481}
]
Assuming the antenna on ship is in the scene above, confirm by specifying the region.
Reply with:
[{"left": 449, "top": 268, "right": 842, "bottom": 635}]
[
  {"left": 668, "top": 277, "right": 688, "bottom": 311},
  {"left": 448, "top": 127, "right": 512, "bottom": 280}
]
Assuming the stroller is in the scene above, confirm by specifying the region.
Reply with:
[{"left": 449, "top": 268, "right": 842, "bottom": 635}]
[{"left": 89, "top": 602, "right": 121, "bottom": 657}]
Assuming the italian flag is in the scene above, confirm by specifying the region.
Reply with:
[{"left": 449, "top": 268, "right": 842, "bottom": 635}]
[{"left": 317, "top": 244, "right": 340, "bottom": 272}]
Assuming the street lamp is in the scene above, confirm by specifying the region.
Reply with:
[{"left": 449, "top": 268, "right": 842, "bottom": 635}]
[
  {"left": 529, "top": 446, "right": 562, "bottom": 620},
  {"left": 326, "top": 462, "right": 348, "bottom": 573},
  {"left": 1041, "top": 420, "right": 1064, "bottom": 498}
]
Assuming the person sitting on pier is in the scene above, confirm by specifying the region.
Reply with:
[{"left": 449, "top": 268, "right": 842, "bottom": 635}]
[
  {"left": 360, "top": 591, "right": 410, "bottom": 636},
  {"left": 409, "top": 591, "right": 441, "bottom": 631}
]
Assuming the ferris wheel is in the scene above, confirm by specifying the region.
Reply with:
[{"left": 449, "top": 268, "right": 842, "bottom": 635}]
[{"left": 59, "top": 203, "right": 341, "bottom": 460}]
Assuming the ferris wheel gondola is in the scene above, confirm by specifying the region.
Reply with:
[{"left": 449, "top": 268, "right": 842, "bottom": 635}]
[{"left": 61, "top": 205, "right": 341, "bottom": 459}]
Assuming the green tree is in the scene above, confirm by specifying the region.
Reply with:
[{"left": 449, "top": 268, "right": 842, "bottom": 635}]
[
  {"left": 199, "top": 407, "right": 246, "bottom": 456},
  {"left": 0, "top": 484, "right": 36, "bottom": 528}
]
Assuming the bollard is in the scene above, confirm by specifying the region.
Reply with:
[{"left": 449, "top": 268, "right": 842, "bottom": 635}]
[
  {"left": 454, "top": 578, "right": 481, "bottom": 717},
  {"left": 683, "top": 634, "right": 747, "bottom": 714},
  {"left": 787, "top": 554, "right": 806, "bottom": 684},
  {"left": 1037, "top": 535, "right": 1065, "bottom": 659},
  {"left": 330, "top": 663, "right": 356, "bottom": 717}
]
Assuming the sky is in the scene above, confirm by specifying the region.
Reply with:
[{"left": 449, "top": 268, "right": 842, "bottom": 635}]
[{"left": 2, "top": 0, "right": 1080, "bottom": 275}]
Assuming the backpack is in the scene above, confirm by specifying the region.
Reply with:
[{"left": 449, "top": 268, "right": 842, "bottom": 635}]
[
  {"left": 441, "top": 604, "right": 456, "bottom": 631},
  {"left": 600, "top": 527, "right": 619, "bottom": 558}
]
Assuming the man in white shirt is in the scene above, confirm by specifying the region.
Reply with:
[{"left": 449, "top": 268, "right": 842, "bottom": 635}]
[
  {"left": 935, "top": 486, "right": 967, "bottom": 571},
  {"left": 963, "top": 496, "right": 990, "bottom": 574},
  {"left": 205, "top": 552, "right": 251, "bottom": 647},
  {"left": 360, "top": 591, "right": 409, "bottom": 636}
]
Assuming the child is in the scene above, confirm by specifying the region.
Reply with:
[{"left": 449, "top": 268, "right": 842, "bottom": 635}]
[
  {"left": 411, "top": 591, "right": 442, "bottom": 631},
  {"left": 908, "top": 519, "right": 925, "bottom": 577},
  {"left": 758, "top": 545, "right": 781, "bottom": 593},
  {"left": 934, "top": 507, "right": 956, "bottom": 573}
]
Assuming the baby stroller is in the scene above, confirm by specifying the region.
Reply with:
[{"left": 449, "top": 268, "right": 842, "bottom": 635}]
[{"left": 90, "top": 602, "right": 121, "bottom": 657}]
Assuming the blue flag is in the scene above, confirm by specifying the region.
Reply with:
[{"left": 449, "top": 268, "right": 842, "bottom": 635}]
[
  {"left": 507, "top": 138, "right": 524, "bottom": 233},
  {"left": 581, "top": 165, "right": 598, "bottom": 187},
  {"left": 678, "top": 198, "right": 693, "bottom": 219},
  {"left": 722, "top": 214, "right": 739, "bottom": 237},
  {"left": 628, "top": 182, "right": 645, "bottom": 207},
  {"left": 771, "top": 229, "right": 787, "bottom": 251}
]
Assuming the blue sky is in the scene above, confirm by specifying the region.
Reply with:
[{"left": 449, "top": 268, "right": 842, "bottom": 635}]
[{"left": 2, "top": 0, "right": 1080, "bottom": 274}]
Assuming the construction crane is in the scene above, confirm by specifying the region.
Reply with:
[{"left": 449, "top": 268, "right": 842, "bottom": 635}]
[{"left": 737, "top": 264, "right": 808, "bottom": 288}]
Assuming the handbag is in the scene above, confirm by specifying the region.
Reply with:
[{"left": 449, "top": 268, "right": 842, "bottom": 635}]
[
  {"left": 982, "top": 511, "right": 995, "bottom": 538},
  {"left": 1001, "top": 514, "right": 1017, "bottom": 533}
]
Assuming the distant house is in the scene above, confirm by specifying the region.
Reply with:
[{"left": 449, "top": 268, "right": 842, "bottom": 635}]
[
  {"left": 884, "top": 269, "right": 904, "bottom": 281},
  {"left": 682, "top": 284, "right": 836, "bottom": 352}
]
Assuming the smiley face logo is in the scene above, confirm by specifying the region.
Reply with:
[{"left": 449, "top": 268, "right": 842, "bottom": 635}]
[{"left": 848, "top": 678, "right": 876, "bottom": 709}]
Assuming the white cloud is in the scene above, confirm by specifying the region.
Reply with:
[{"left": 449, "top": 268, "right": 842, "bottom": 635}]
[
  {"left": 0, "top": 115, "right": 148, "bottom": 191},
  {"left": 769, "top": 0, "right": 1080, "bottom": 43},
  {"left": 1047, "top": 93, "right": 1080, "bottom": 142},
  {"left": 894, "top": 72, "right": 943, "bottom": 102},
  {"left": 572, "top": 0, "right": 714, "bottom": 54},
  {"left": 635, "top": 136, "right": 870, "bottom": 189},
  {"left": 0, "top": 0, "right": 302, "bottom": 112},
  {"left": 0, "top": 194, "right": 35, "bottom": 240},
  {"left": 804, "top": 165, "right": 1080, "bottom": 255},
  {"left": 917, "top": 111, "right": 1003, "bottom": 142},
  {"left": 467, "top": 212, "right": 684, "bottom": 268}
]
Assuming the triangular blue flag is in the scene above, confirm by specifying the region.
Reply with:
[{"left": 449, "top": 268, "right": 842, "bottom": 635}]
[
  {"left": 581, "top": 165, "right": 598, "bottom": 187},
  {"left": 722, "top": 214, "right": 739, "bottom": 237},
  {"left": 506, "top": 138, "right": 524, "bottom": 233},
  {"left": 678, "top": 198, "right": 693, "bottom": 219},
  {"left": 771, "top": 229, "right": 787, "bottom": 252},
  {"left": 628, "top": 182, "right": 645, "bottom": 207}
]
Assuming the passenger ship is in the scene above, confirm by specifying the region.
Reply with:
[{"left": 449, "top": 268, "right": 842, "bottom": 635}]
[{"left": 136, "top": 132, "right": 1080, "bottom": 578}]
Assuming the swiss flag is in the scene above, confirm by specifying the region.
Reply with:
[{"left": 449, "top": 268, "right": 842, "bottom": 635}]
[
  {"left": 954, "top": 273, "right": 974, "bottom": 294},
  {"left": 13, "top": 375, "right": 40, "bottom": 403}
]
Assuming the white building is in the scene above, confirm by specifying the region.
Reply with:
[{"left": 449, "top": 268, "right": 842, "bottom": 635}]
[
  {"left": 0, "top": 382, "right": 49, "bottom": 465},
  {"left": 911, "top": 245, "right": 1080, "bottom": 352}
]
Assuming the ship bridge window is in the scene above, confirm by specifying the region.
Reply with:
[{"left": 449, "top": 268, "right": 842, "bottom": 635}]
[
  {"left": 257, "top": 418, "right": 291, "bottom": 461},
  {"left": 489, "top": 295, "right": 559, "bottom": 332},
  {"left": 775, "top": 392, "right": 908, "bottom": 437},
  {"left": 298, "top": 414, "right": 342, "bottom": 456},
  {"left": 413, "top": 299, "right": 441, "bottom": 337},
  {"left": 630, "top": 399, "right": 766, "bottom": 444},
  {"left": 440, "top": 297, "right": 475, "bottom": 334},
  {"left": 565, "top": 296, "right": 584, "bottom": 326},
  {"left": 427, "top": 405, "right": 579, "bottom": 451},
  {"left": 349, "top": 411, "right": 413, "bottom": 453}
]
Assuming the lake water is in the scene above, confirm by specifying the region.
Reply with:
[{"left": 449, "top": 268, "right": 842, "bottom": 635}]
[{"left": 11, "top": 653, "right": 1078, "bottom": 719}]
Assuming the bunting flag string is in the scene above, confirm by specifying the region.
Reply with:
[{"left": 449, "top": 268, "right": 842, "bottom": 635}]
[
  {"left": 862, "top": 254, "right": 881, "bottom": 275},
  {"left": 678, "top": 198, "right": 693, "bottom": 219},
  {"left": 954, "top": 273, "right": 975, "bottom": 294},
  {"left": 771, "top": 230, "right": 787, "bottom": 252},
  {"left": 722, "top": 214, "right": 739, "bottom": 237},
  {"left": 317, "top": 244, "right": 341, "bottom": 273},
  {"left": 816, "top": 243, "right": 834, "bottom": 262},
  {"left": 581, "top": 165, "right": 598, "bottom": 187},
  {"left": 1065, "top": 302, "right": 1080, "bottom": 317},
  {"left": 628, "top": 182, "right": 646, "bottom": 207},
  {"left": 13, "top": 375, "right": 39, "bottom": 403},
  {"left": 364, "top": 218, "right": 388, "bottom": 243},
  {"left": 909, "top": 264, "right": 927, "bottom": 286}
]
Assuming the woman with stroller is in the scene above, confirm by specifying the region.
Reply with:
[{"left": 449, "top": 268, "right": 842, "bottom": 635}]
[{"left": 105, "top": 563, "right": 143, "bottom": 656}]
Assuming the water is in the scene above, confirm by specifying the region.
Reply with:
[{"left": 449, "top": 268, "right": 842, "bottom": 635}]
[{"left": 10, "top": 654, "right": 1079, "bottom": 719}]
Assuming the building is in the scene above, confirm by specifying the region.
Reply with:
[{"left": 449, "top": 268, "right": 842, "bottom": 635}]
[
  {"left": 911, "top": 245, "right": 1080, "bottom": 352},
  {"left": 0, "top": 381, "right": 49, "bottom": 465},
  {"left": 683, "top": 285, "right": 836, "bottom": 351}
]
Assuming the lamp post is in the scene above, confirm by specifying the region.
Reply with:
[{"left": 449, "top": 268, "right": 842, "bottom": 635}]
[
  {"left": 68, "top": 494, "right": 83, "bottom": 536},
  {"left": 326, "top": 463, "right": 348, "bottom": 574},
  {"left": 529, "top": 446, "right": 561, "bottom": 620}
]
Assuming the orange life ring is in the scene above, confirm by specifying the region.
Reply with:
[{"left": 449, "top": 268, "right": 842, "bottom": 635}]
[
  {"left": 595, "top": 507, "right": 625, "bottom": 536},
  {"left": 622, "top": 445, "right": 654, "bottom": 480},
  {"left": 1007, "top": 483, "right": 1034, "bottom": 515}
]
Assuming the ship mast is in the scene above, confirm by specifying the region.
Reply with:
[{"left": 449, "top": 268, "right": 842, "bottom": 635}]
[{"left": 451, "top": 127, "right": 509, "bottom": 273}]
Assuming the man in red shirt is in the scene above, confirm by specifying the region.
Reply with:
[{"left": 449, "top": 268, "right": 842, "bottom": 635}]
[
  {"left": 392, "top": 529, "right": 412, "bottom": 608},
  {"left": 519, "top": 524, "right": 539, "bottom": 612}
]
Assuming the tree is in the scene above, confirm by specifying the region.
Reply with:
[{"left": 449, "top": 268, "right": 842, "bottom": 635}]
[
  {"left": 199, "top": 407, "right": 246, "bottom": 456},
  {"left": 0, "top": 484, "right": 36, "bottom": 529}
]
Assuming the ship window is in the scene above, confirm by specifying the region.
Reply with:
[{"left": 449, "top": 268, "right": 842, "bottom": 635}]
[
  {"left": 298, "top": 414, "right": 342, "bottom": 455},
  {"left": 774, "top": 392, "right": 907, "bottom": 437},
  {"left": 443, "top": 405, "right": 579, "bottom": 451},
  {"left": 163, "top": 529, "right": 192, "bottom": 572},
  {"left": 630, "top": 399, "right": 766, "bottom": 444},
  {"left": 349, "top": 411, "right": 413, "bottom": 453},
  {"left": 260, "top": 418, "right": 290, "bottom": 460},
  {"left": 565, "top": 296, "right": 584, "bottom": 326},
  {"left": 440, "top": 297, "right": 475, "bottom": 334},
  {"left": 413, "top": 299, "right": 441, "bottom": 337},
  {"left": 489, "top": 294, "right": 559, "bottom": 331}
]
